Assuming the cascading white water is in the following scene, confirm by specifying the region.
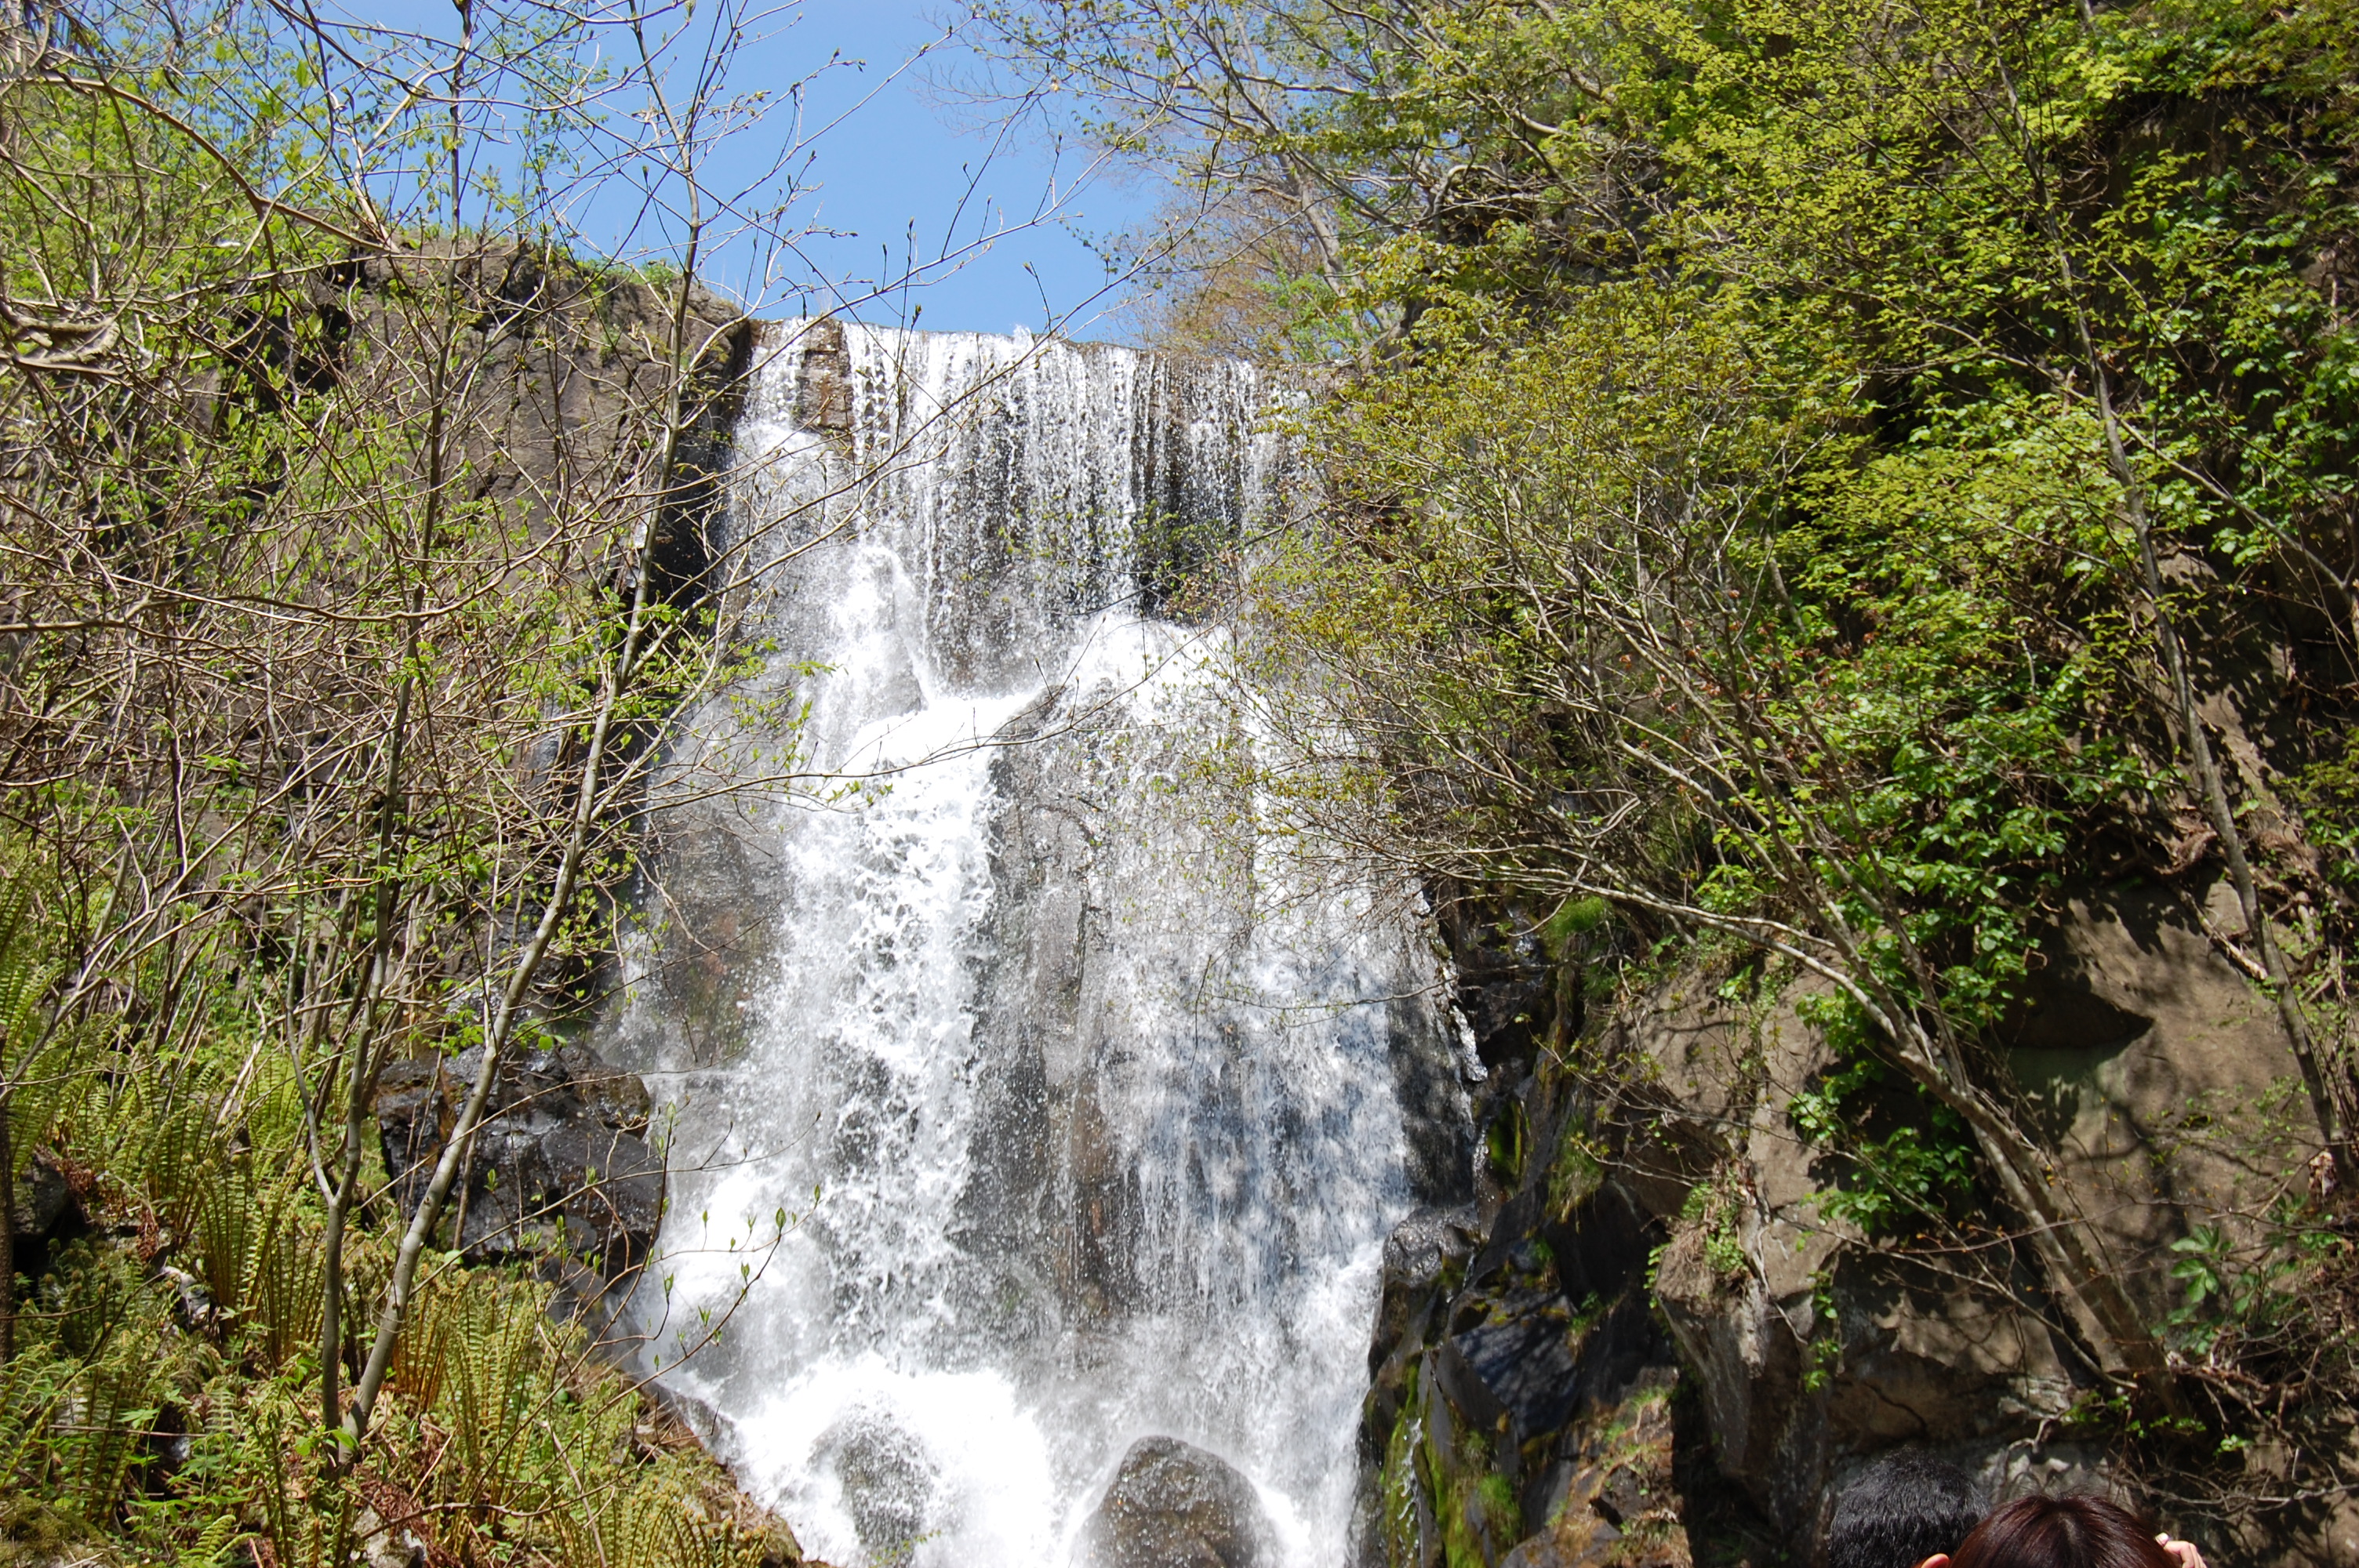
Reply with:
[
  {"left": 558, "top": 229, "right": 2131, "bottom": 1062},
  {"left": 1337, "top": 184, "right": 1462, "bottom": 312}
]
[{"left": 601, "top": 321, "right": 1471, "bottom": 1568}]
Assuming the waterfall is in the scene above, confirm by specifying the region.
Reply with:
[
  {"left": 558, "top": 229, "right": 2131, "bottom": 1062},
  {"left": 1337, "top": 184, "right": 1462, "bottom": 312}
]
[{"left": 600, "top": 320, "right": 1473, "bottom": 1568}]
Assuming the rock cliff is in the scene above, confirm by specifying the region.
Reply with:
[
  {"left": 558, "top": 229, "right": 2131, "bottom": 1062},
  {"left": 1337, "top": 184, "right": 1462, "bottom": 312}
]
[{"left": 1361, "top": 882, "right": 2344, "bottom": 1568}]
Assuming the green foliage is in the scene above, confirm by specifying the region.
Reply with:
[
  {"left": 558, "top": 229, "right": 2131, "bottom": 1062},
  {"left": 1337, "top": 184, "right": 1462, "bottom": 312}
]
[
  {"left": 1543, "top": 1127, "right": 1605, "bottom": 1221},
  {"left": 2, "top": 1243, "right": 181, "bottom": 1535},
  {"left": 2288, "top": 730, "right": 2359, "bottom": 895},
  {"left": 1541, "top": 897, "right": 1608, "bottom": 956},
  {"left": 1793, "top": 1075, "right": 1979, "bottom": 1237},
  {"left": 1486, "top": 1098, "right": 1528, "bottom": 1186},
  {"left": 1798, "top": 1270, "right": 1844, "bottom": 1394},
  {"left": 1676, "top": 1180, "right": 1750, "bottom": 1280},
  {"left": 0, "top": 4, "right": 794, "bottom": 1559},
  {"left": 0, "top": 848, "right": 83, "bottom": 1178},
  {"left": 0, "top": 1065, "right": 772, "bottom": 1567},
  {"left": 2160, "top": 1211, "right": 2348, "bottom": 1362},
  {"left": 1423, "top": 1407, "right": 1503, "bottom": 1568},
  {"left": 1789, "top": 993, "right": 1979, "bottom": 1237},
  {"left": 1066, "top": 0, "right": 2359, "bottom": 1491}
]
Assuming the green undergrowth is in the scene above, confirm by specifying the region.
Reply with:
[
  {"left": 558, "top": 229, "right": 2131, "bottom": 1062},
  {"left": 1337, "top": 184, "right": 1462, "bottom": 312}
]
[{"left": 3, "top": 1040, "right": 774, "bottom": 1567}]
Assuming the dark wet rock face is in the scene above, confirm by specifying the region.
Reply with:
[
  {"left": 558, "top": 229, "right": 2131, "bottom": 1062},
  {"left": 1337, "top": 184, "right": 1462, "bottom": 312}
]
[
  {"left": 1387, "top": 1007, "right": 1480, "bottom": 1207},
  {"left": 1501, "top": 1377, "right": 1686, "bottom": 1568},
  {"left": 1354, "top": 908, "right": 1710, "bottom": 1568},
  {"left": 1361, "top": 1171, "right": 1724, "bottom": 1568},
  {"left": 1081, "top": 1437, "right": 1275, "bottom": 1568},
  {"left": 373, "top": 1042, "right": 663, "bottom": 1308},
  {"left": 373, "top": 1055, "right": 453, "bottom": 1217},
  {"left": 1367, "top": 1207, "right": 1478, "bottom": 1391}
]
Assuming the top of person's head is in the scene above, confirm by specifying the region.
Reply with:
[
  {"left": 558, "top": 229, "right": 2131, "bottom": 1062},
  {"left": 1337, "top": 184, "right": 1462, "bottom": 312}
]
[
  {"left": 1950, "top": 1494, "right": 2175, "bottom": 1568},
  {"left": 1826, "top": 1451, "right": 1986, "bottom": 1568}
]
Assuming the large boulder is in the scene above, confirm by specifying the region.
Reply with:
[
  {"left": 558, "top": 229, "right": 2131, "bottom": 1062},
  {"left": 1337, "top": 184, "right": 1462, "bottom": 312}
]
[
  {"left": 814, "top": 1410, "right": 941, "bottom": 1563},
  {"left": 1079, "top": 1437, "right": 1276, "bottom": 1568}
]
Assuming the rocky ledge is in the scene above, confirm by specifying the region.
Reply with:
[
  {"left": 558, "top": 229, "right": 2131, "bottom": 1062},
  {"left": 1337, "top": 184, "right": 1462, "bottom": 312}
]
[{"left": 373, "top": 1040, "right": 665, "bottom": 1322}]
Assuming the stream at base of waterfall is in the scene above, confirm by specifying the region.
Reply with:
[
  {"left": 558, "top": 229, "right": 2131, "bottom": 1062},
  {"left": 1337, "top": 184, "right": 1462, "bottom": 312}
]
[{"left": 595, "top": 322, "right": 1475, "bottom": 1568}]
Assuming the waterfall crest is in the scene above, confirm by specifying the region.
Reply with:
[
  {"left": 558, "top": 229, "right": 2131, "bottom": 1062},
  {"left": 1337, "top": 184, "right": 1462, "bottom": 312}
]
[{"left": 600, "top": 320, "right": 1473, "bottom": 1568}]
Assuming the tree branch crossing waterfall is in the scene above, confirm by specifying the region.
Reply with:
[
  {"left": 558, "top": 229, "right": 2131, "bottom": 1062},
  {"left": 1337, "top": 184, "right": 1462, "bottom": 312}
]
[{"left": 598, "top": 319, "right": 1477, "bottom": 1568}]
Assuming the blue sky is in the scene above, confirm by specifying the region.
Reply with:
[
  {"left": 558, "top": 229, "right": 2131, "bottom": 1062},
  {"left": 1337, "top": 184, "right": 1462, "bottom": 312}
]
[
  {"left": 338, "top": 1, "right": 1156, "bottom": 336},
  {"left": 682, "top": 0, "right": 1156, "bottom": 336}
]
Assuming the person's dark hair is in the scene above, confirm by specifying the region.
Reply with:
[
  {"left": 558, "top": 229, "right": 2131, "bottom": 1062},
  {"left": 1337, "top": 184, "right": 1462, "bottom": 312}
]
[
  {"left": 1950, "top": 1494, "right": 2174, "bottom": 1568},
  {"left": 1826, "top": 1451, "right": 1986, "bottom": 1568}
]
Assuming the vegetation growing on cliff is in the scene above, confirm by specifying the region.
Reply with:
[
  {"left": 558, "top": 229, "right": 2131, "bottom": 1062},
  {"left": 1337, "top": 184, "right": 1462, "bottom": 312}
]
[
  {"left": 988, "top": 0, "right": 2359, "bottom": 1539},
  {"left": 0, "top": 2, "right": 832, "bottom": 1560}
]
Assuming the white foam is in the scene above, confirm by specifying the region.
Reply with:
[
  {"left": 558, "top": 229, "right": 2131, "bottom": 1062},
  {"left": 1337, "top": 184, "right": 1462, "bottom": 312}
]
[{"left": 733, "top": 1357, "right": 1063, "bottom": 1567}]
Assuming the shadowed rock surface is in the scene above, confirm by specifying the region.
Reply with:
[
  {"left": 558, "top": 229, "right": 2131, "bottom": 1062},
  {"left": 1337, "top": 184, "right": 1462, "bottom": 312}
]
[{"left": 7, "top": 1149, "right": 88, "bottom": 1273}]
